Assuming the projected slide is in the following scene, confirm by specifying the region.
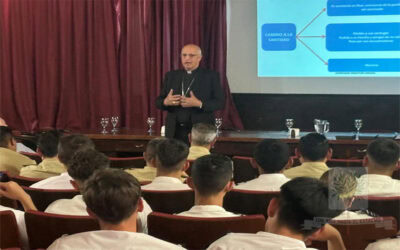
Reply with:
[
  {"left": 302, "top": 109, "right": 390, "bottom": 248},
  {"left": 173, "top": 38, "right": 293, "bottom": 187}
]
[{"left": 257, "top": 0, "right": 400, "bottom": 77}]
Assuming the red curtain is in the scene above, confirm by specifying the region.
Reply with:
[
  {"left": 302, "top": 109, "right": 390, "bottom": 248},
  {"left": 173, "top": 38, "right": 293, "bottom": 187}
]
[{"left": 0, "top": 0, "right": 243, "bottom": 131}]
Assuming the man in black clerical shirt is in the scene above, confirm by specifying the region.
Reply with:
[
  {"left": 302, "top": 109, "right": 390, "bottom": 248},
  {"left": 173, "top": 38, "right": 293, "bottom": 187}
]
[{"left": 156, "top": 44, "right": 224, "bottom": 144}]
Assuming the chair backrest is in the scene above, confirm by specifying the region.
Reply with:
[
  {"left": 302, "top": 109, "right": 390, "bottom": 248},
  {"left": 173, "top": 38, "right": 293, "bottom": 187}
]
[
  {"left": 10, "top": 175, "right": 43, "bottom": 187},
  {"left": 23, "top": 186, "right": 80, "bottom": 211},
  {"left": 141, "top": 190, "right": 194, "bottom": 214},
  {"left": 351, "top": 195, "right": 400, "bottom": 231},
  {"left": 223, "top": 190, "right": 280, "bottom": 218},
  {"left": 232, "top": 156, "right": 259, "bottom": 184},
  {"left": 327, "top": 158, "right": 363, "bottom": 168},
  {"left": 20, "top": 152, "right": 42, "bottom": 164},
  {"left": 148, "top": 212, "right": 265, "bottom": 250},
  {"left": 109, "top": 156, "right": 145, "bottom": 169},
  {"left": 0, "top": 210, "right": 22, "bottom": 249},
  {"left": 311, "top": 217, "right": 398, "bottom": 250},
  {"left": 25, "top": 210, "right": 99, "bottom": 249}
]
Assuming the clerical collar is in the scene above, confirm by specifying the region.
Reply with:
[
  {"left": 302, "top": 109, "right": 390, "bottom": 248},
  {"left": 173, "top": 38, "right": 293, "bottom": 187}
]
[{"left": 186, "top": 67, "right": 199, "bottom": 75}]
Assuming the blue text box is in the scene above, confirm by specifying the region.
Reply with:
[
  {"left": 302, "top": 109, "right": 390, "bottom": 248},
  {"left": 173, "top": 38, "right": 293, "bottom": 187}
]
[
  {"left": 328, "top": 58, "right": 400, "bottom": 72},
  {"left": 327, "top": 0, "right": 400, "bottom": 16},
  {"left": 326, "top": 23, "right": 400, "bottom": 51},
  {"left": 261, "top": 23, "right": 296, "bottom": 51}
]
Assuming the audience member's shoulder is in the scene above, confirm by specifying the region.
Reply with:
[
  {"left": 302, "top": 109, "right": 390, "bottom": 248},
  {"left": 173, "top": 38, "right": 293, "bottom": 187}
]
[{"left": 48, "top": 230, "right": 185, "bottom": 250}]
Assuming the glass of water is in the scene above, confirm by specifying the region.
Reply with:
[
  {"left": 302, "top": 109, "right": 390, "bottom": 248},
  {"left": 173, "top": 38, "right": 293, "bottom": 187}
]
[
  {"left": 147, "top": 117, "right": 155, "bottom": 133},
  {"left": 215, "top": 118, "right": 222, "bottom": 134},
  {"left": 100, "top": 117, "right": 109, "bottom": 134},
  {"left": 354, "top": 119, "right": 363, "bottom": 140}
]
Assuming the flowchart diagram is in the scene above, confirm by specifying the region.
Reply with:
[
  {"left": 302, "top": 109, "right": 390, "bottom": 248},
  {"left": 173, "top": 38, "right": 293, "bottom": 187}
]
[{"left": 257, "top": 0, "right": 400, "bottom": 77}]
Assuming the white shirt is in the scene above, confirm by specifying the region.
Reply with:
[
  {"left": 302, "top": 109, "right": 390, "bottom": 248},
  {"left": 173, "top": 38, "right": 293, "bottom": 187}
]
[
  {"left": 16, "top": 143, "right": 36, "bottom": 153},
  {"left": 355, "top": 174, "right": 400, "bottom": 196},
  {"left": 333, "top": 210, "right": 373, "bottom": 220},
  {"left": 234, "top": 173, "right": 290, "bottom": 192},
  {"left": 47, "top": 230, "right": 185, "bottom": 250},
  {"left": 142, "top": 176, "right": 190, "bottom": 191},
  {"left": 366, "top": 237, "right": 400, "bottom": 250},
  {"left": 30, "top": 172, "right": 74, "bottom": 190},
  {"left": 207, "top": 231, "right": 317, "bottom": 250},
  {"left": 177, "top": 205, "right": 239, "bottom": 218},
  {"left": 0, "top": 205, "right": 29, "bottom": 249},
  {"left": 45, "top": 195, "right": 152, "bottom": 234}
]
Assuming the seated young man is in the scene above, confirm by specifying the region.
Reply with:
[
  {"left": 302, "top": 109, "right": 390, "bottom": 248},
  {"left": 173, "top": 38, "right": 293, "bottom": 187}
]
[
  {"left": 187, "top": 123, "right": 217, "bottom": 161},
  {"left": 177, "top": 154, "right": 237, "bottom": 217},
  {"left": 47, "top": 168, "right": 185, "bottom": 250},
  {"left": 20, "top": 130, "right": 66, "bottom": 179},
  {"left": 0, "top": 149, "right": 152, "bottom": 233},
  {"left": 125, "top": 137, "right": 166, "bottom": 182},
  {"left": 320, "top": 168, "right": 372, "bottom": 220},
  {"left": 0, "top": 126, "right": 36, "bottom": 176},
  {"left": 142, "top": 138, "right": 190, "bottom": 191},
  {"left": 235, "top": 139, "right": 291, "bottom": 191},
  {"left": 321, "top": 168, "right": 400, "bottom": 250},
  {"left": 208, "top": 177, "right": 346, "bottom": 250},
  {"left": 283, "top": 133, "right": 331, "bottom": 179},
  {"left": 30, "top": 134, "right": 95, "bottom": 189},
  {"left": 356, "top": 138, "right": 400, "bottom": 196}
]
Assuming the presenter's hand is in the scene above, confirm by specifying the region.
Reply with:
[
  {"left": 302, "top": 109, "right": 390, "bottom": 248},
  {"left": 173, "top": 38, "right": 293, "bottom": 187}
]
[
  {"left": 163, "top": 89, "right": 182, "bottom": 106},
  {"left": 181, "top": 91, "right": 202, "bottom": 108}
]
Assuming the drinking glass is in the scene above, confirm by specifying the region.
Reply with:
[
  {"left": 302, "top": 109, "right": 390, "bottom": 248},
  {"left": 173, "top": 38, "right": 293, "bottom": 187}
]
[
  {"left": 100, "top": 117, "right": 109, "bottom": 134},
  {"left": 111, "top": 116, "right": 119, "bottom": 133},
  {"left": 147, "top": 117, "right": 155, "bottom": 133},
  {"left": 215, "top": 118, "right": 222, "bottom": 134},
  {"left": 285, "top": 119, "right": 294, "bottom": 135},
  {"left": 314, "top": 119, "right": 329, "bottom": 134},
  {"left": 354, "top": 119, "right": 363, "bottom": 140}
]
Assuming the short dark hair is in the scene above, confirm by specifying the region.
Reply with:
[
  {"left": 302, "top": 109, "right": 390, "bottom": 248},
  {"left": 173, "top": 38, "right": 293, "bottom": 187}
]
[
  {"left": 67, "top": 149, "right": 109, "bottom": 182},
  {"left": 58, "top": 134, "right": 95, "bottom": 165},
  {"left": 144, "top": 137, "right": 167, "bottom": 162},
  {"left": 298, "top": 133, "right": 329, "bottom": 161},
  {"left": 37, "top": 130, "right": 62, "bottom": 158},
  {"left": 156, "top": 138, "right": 189, "bottom": 171},
  {"left": 367, "top": 138, "right": 400, "bottom": 167},
  {"left": 277, "top": 177, "right": 344, "bottom": 236},
  {"left": 83, "top": 169, "right": 141, "bottom": 224},
  {"left": 191, "top": 123, "right": 217, "bottom": 146},
  {"left": 254, "top": 139, "right": 290, "bottom": 173},
  {"left": 0, "top": 126, "right": 13, "bottom": 148},
  {"left": 191, "top": 154, "right": 233, "bottom": 196}
]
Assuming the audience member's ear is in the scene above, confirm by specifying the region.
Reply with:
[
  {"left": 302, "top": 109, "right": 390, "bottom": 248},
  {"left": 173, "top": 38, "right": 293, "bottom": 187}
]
[
  {"left": 326, "top": 148, "right": 333, "bottom": 161},
  {"left": 295, "top": 148, "right": 302, "bottom": 162},
  {"left": 187, "top": 177, "right": 195, "bottom": 190},
  {"left": 210, "top": 138, "right": 217, "bottom": 149},
  {"left": 86, "top": 207, "right": 97, "bottom": 219},
  {"left": 69, "top": 180, "right": 80, "bottom": 191},
  {"left": 249, "top": 158, "right": 258, "bottom": 170},
  {"left": 224, "top": 180, "right": 234, "bottom": 193},
  {"left": 182, "top": 160, "right": 190, "bottom": 172},
  {"left": 362, "top": 155, "right": 369, "bottom": 168},
  {"left": 267, "top": 197, "right": 279, "bottom": 218},
  {"left": 137, "top": 198, "right": 144, "bottom": 212},
  {"left": 36, "top": 148, "right": 44, "bottom": 158},
  {"left": 8, "top": 138, "right": 17, "bottom": 151},
  {"left": 149, "top": 157, "right": 157, "bottom": 168},
  {"left": 188, "top": 133, "right": 192, "bottom": 144},
  {"left": 282, "top": 157, "right": 293, "bottom": 171}
]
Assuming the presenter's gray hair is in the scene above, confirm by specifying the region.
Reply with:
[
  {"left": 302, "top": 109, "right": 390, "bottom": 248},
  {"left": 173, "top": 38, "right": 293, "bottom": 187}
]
[{"left": 191, "top": 123, "right": 217, "bottom": 146}]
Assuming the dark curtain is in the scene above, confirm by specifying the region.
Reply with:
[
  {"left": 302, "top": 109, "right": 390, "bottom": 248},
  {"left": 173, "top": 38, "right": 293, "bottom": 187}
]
[
  {"left": 1, "top": 0, "right": 243, "bottom": 131},
  {"left": 0, "top": 0, "right": 121, "bottom": 131}
]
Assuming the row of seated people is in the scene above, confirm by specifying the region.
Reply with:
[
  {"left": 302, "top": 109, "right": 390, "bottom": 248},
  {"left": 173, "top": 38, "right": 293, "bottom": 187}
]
[{"left": 1, "top": 120, "right": 400, "bottom": 248}]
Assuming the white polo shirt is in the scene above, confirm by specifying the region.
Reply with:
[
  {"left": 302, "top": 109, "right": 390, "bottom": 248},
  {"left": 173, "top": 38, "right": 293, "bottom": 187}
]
[
  {"left": 355, "top": 174, "right": 400, "bottom": 196},
  {"left": 177, "top": 205, "right": 239, "bottom": 218},
  {"left": 47, "top": 230, "right": 186, "bottom": 250},
  {"left": 142, "top": 176, "right": 190, "bottom": 191},
  {"left": 235, "top": 173, "right": 290, "bottom": 192},
  {"left": 208, "top": 231, "right": 317, "bottom": 250},
  {"left": 30, "top": 172, "right": 74, "bottom": 190}
]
